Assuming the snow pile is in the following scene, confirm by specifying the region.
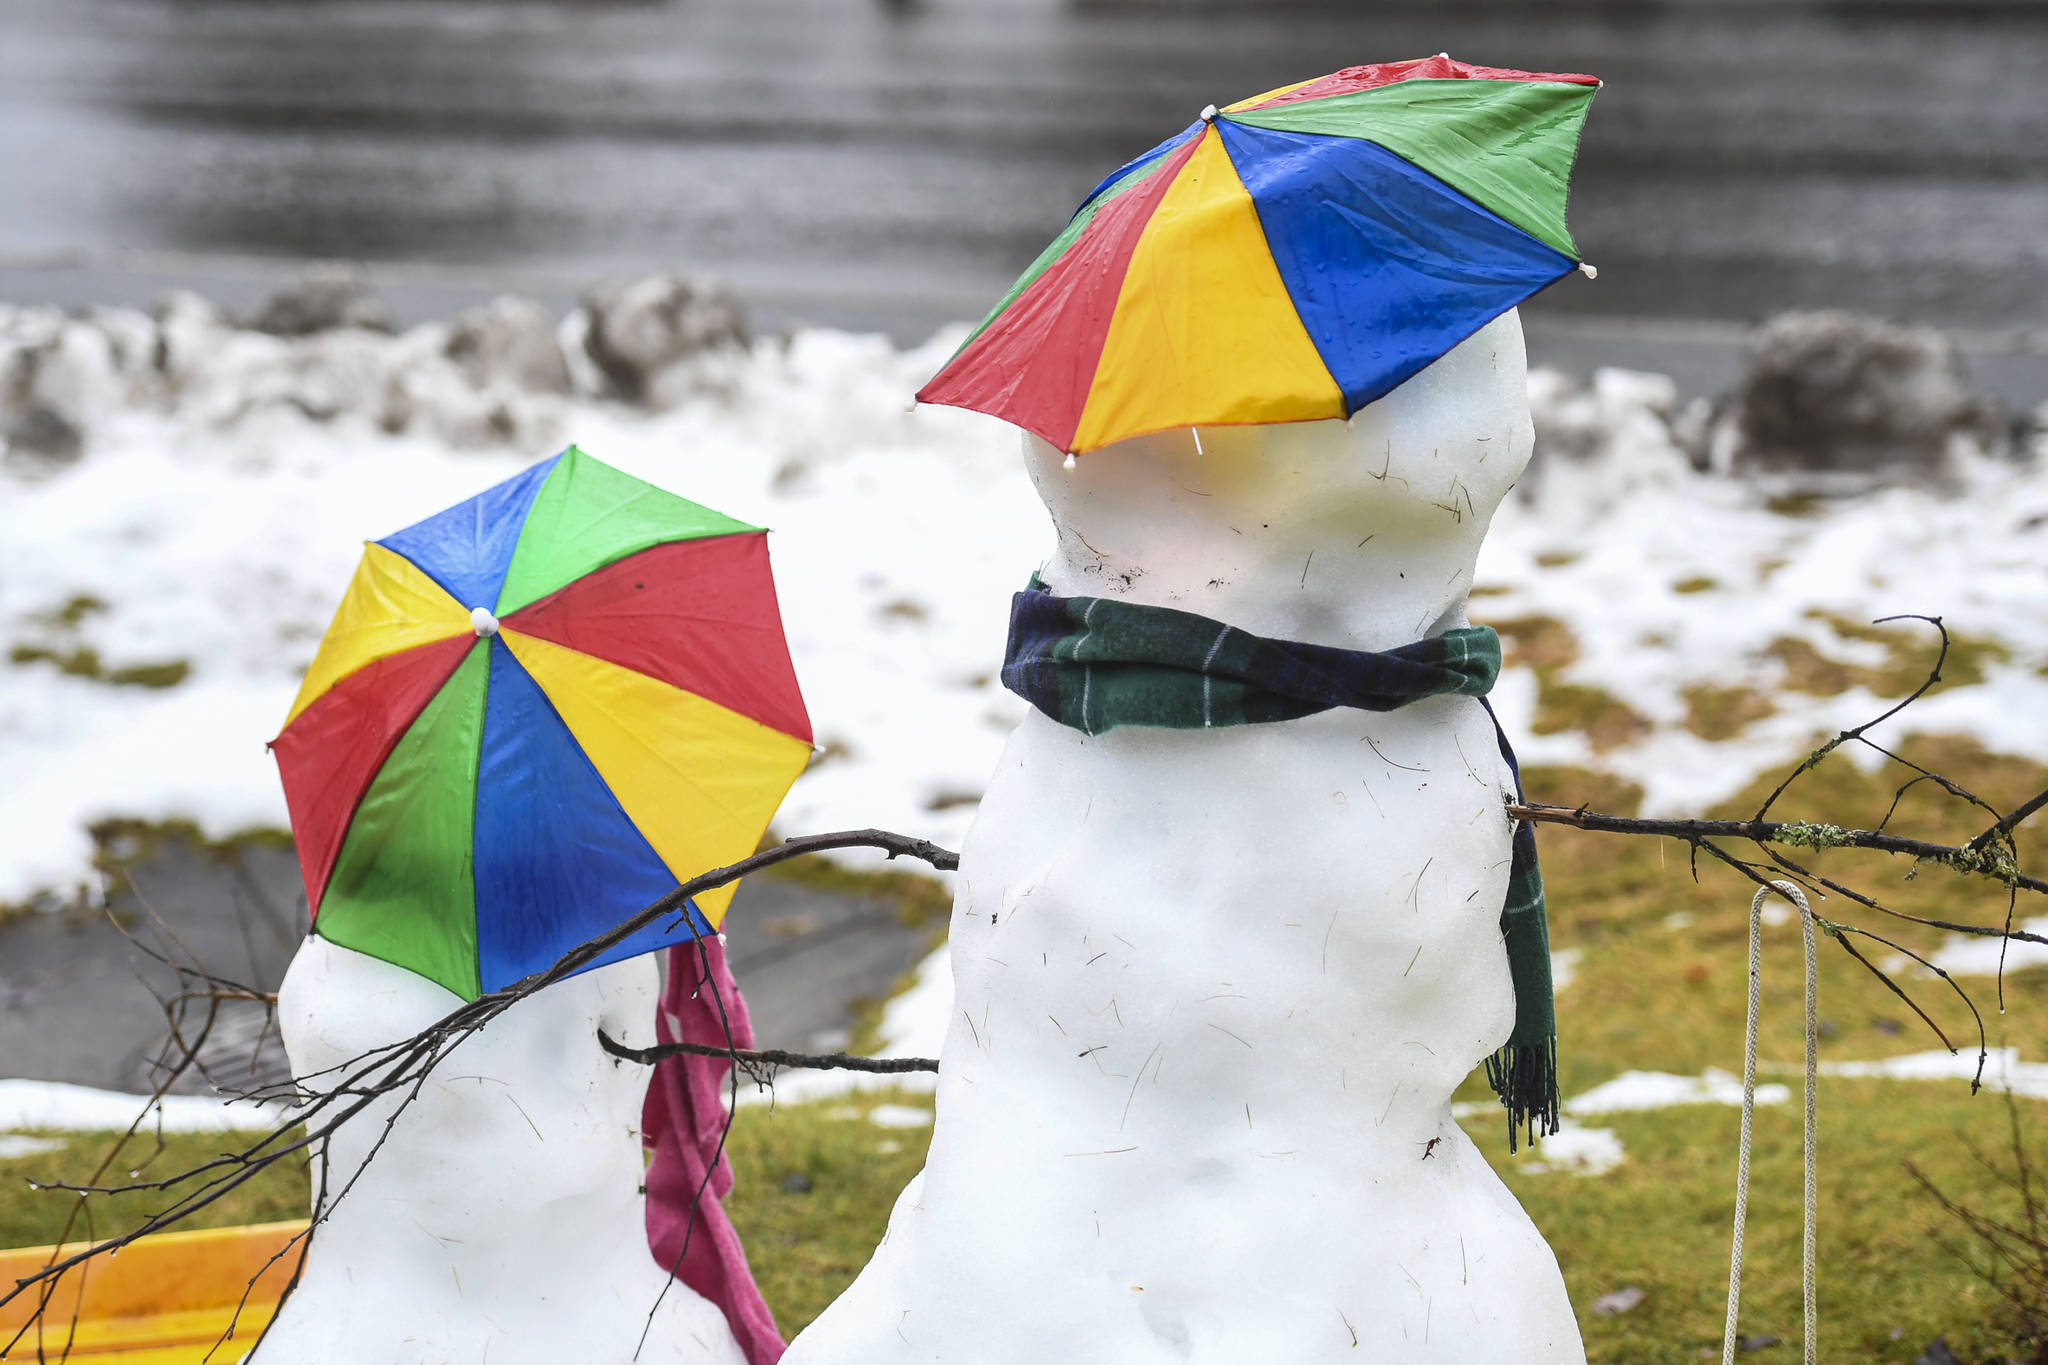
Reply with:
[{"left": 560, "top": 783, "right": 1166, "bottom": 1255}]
[
  {"left": 0, "top": 1078, "right": 286, "bottom": 1133},
  {"left": 1731, "top": 310, "right": 2002, "bottom": 475}
]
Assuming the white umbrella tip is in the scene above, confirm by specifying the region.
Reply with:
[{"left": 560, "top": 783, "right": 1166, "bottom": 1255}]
[
  {"left": 1578, "top": 262, "right": 1599, "bottom": 280},
  {"left": 1200, "top": 104, "right": 1219, "bottom": 123},
  {"left": 470, "top": 606, "right": 500, "bottom": 637}
]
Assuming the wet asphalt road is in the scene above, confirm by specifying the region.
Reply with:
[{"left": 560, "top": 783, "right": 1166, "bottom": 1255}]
[
  {"left": 1, "top": 0, "right": 2045, "bottom": 402},
  {"left": 0, "top": 837, "right": 928, "bottom": 1093}
]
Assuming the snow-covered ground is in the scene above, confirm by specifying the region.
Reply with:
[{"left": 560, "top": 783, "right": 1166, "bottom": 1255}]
[
  {"left": 5, "top": 300, "right": 2045, "bottom": 913},
  {"left": 0, "top": 1078, "right": 287, "bottom": 1134}
]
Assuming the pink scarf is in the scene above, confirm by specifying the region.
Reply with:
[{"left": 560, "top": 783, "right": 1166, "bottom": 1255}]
[{"left": 642, "top": 938, "right": 786, "bottom": 1365}]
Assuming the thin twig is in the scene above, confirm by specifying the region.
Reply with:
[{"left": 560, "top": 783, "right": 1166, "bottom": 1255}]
[{"left": 597, "top": 1031, "right": 939, "bottom": 1074}]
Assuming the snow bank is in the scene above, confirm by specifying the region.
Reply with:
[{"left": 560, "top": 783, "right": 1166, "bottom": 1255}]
[{"left": 0, "top": 1079, "right": 286, "bottom": 1133}]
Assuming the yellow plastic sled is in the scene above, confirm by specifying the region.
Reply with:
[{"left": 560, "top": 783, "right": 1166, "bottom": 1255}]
[{"left": 0, "top": 1220, "right": 307, "bottom": 1363}]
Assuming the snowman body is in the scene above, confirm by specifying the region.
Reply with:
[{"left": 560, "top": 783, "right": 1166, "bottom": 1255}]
[
  {"left": 786, "top": 312, "right": 1582, "bottom": 1363},
  {"left": 255, "top": 936, "right": 747, "bottom": 1365}
]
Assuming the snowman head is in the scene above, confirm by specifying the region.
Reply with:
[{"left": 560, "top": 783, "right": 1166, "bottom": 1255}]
[
  {"left": 1019, "top": 310, "right": 1531, "bottom": 634},
  {"left": 277, "top": 933, "right": 660, "bottom": 1222}
]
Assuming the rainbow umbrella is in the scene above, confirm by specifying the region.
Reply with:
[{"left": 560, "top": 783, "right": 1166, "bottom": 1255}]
[
  {"left": 270, "top": 445, "right": 812, "bottom": 1001},
  {"left": 918, "top": 55, "right": 1601, "bottom": 455}
]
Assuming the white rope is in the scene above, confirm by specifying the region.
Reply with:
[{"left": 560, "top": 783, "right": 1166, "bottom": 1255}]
[
  {"left": 1721, "top": 879, "right": 1819, "bottom": 1365},
  {"left": 1800, "top": 881, "right": 1818, "bottom": 1365}
]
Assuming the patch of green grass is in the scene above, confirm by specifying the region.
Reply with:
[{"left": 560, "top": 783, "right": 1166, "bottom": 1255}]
[
  {"left": 1491, "top": 614, "right": 1581, "bottom": 673},
  {"left": 1683, "top": 683, "right": 1778, "bottom": 741},
  {"left": 1817, "top": 611, "right": 2011, "bottom": 690},
  {"left": 8, "top": 644, "right": 191, "bottom": 689},
  {"left": 1487, "top": 616, "right": 1650, "bottom": 752},
  {"left": 1502, "top": 734, "right": 2048, "bottom": 1084},
  {"left": 1533, "top": 682, "right": 1652, "bottom": 753},
  {"left": 725, "top": 1093, "right": 934, "bottom": 1335},
  {"left": 1767, "top": 491, "right": 1826, "bottom": 518},
  {"left": 1673, "top": 576, "right": 1719, "bottom": 595},
  {"left": 0, "top": 1130, "right": 310, "bottom": 1254},
  {"left": 107, "top": 660, "right": 193, "bottom": 688},
  {"left": 1520, "top": 765, "right": 1646, "bottom": 819},
  {"left": 1453, "top": 734, "right": 2048, "bottom": 1358},
  {"left": 1468, "top": 1087, "right": 2023, "bottom": 1362},
  {"left": 1768, "top": 614, "right": 2012, "bottom": 700},
  {"left": 44, "top": 595, "right": 109, "bottom": 629}
]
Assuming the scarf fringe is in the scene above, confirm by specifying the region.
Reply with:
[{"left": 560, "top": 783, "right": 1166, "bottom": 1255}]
[{"left": 1484, "top": 1035, "right": 1560, "bottom": 1154}]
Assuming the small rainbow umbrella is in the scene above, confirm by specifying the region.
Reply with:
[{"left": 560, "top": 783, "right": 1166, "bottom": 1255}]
[
  {"left": 270, "top": 445, "right": 812, "bottom": 1001},
  {"left": 917, "top": 55, "right": 1601, "bottom": 455}
]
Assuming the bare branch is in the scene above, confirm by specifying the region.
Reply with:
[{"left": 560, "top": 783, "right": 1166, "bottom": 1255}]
[{"left": 597, "top": 1030, "right": 939, "bottom": 1075}]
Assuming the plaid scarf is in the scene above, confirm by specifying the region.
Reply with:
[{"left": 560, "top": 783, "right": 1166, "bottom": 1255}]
[{"left": 1002, "top": 576, "right": 1557, "bottom": 1148}]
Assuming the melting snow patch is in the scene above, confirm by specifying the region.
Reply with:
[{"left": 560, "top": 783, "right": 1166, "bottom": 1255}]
[
  {"left": 0, "top": 1134, "right": 65, "bottom": 1158},
  {"left": 1550, "top": 948, "right": 1583, "bottom": 993},
  {"left": 1565, "top": 1068, "right": 1789, "bottom": 1115},
  {"left": 1521, "top": 1117, "right": 1625, "bottom": 1176},
  {"left": 867, "top": 1104, "right": 935, "bottom": 1129},
  {"left": 1815, "top": 1047, "right": 2048, "bottom": 1100},
  {"left": 0, "top": 1080, "right": 288, "bottom": 1133},
  {"left": 1928, "top": 917, "right": 2048, "bottom": 976}
]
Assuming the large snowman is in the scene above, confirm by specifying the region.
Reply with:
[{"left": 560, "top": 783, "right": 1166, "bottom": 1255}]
[
  {"left": 785, "top": 308, "right": 1580, "bottom": 1363},
  {"left": 253, "top": 938, "right": 750, "bottom": 1365}
]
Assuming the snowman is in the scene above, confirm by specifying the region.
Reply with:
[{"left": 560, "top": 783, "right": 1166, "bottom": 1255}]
[
  {"left": 784, "top": 307, "right": 1577, "bottom": 1364},
  {"left": 252, "top": 447, "right": 809, "bottom": 1364},
  {"left": 785, "top": 58, "right": 1598, "bottom": 1362},
  {"left": 252, "top": 938, "right": 752, "bottom": 1365}
]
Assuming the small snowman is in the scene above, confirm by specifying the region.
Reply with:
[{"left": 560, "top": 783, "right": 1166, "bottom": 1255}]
[
  {"left": 786, "top": 58, "right": 1600, "bottom": 1364},
  {"left": 256, "top": 449, "right": 811, "bottom": 1364},
  {"left": 252, "top": 940, "right": 751, "bottom": 1365}
]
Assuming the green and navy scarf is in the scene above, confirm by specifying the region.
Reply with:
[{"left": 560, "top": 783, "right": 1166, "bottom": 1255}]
[{"left": 1002, "top": 576, "right": 1557, "bottom": 1148}]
